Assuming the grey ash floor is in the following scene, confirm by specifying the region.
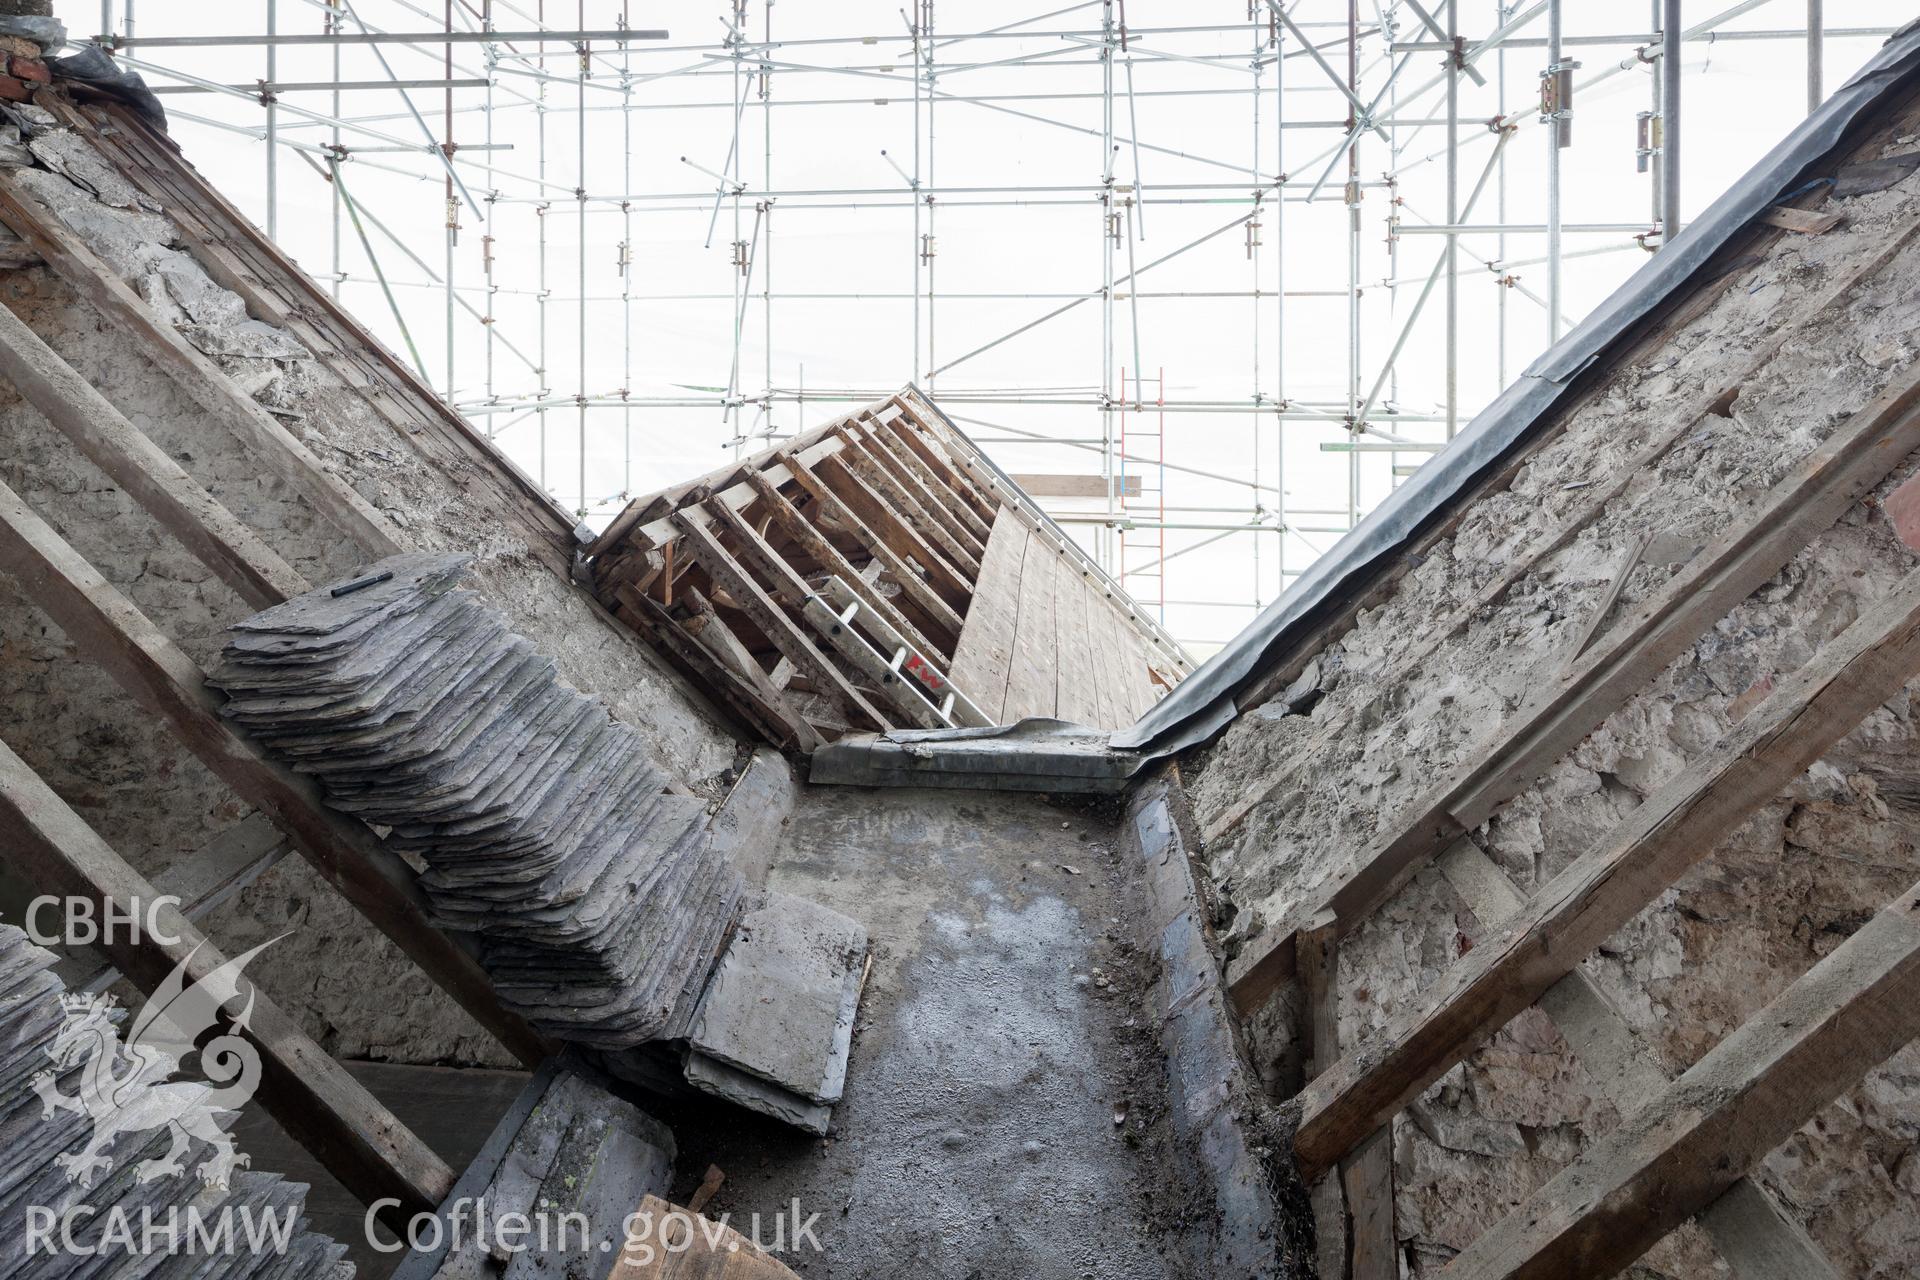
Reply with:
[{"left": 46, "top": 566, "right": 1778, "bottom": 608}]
[
  {"left": 235, "top": 784, "right": 1181, "bottom": 1280},
  {"left": 658, "top": 784, "right": 1178, "bottom": 1280}
]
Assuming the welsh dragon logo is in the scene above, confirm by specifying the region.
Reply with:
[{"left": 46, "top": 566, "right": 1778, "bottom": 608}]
[{"left": 32, "top": 937, "right": 284, "bottom": 1190}]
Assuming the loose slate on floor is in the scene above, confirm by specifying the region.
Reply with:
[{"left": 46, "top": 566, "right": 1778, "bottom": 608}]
[
  {"left": 688, "top": 891, "right": 868, "bottom": 1105},
  {"left": 207, "top": 553, "right": 746, "bottom": 1050},
  {"left": 0, "top": 923, "right": 351, "bottom": 1280},
  {"left": 393, "top": 1058, "right": 677, "bottom": 1280}
]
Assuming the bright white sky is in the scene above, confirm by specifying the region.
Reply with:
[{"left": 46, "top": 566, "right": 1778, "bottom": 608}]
[{"left": 56, "top": 2, "right": 1907, "bottom": 654}]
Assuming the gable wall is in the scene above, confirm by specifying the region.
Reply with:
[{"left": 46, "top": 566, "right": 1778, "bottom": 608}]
[
  {"left": 1184, "top": 94, "right": 1920, "bottom": 1274},
  {"left": 0, "top": 114, "right": 737, "bottom": 1068}
]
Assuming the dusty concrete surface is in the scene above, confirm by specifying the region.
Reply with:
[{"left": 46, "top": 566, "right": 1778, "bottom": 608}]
[
  {"left": 655, "top": 784, "right": 1188, "bottom": 1279},
  {"left": 1185, "top": 100, "right": 1920, "bottom": 1274}
]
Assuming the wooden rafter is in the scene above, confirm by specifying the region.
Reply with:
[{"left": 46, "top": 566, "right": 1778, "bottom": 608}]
[
  {"left": 610, "top": 581, "right": 814, "bottom": 752},
  {"left": 0, "top": 172, "right": 404, "bottom": 560},
  {"left": 677, "top": 584, "right": 824, "bottom": 754},
  {"left": 1292, "top": 562, "right": 1920, "bottom": 1179},
  {"left": 58, "top": 815, "right": 290, "bottom": 991},
  {"left": 813, "top": 452, "right": 974, "bottom": 604},
  {"left": 743, "top": 470, "right": 953, "bottom": 664},
  {"left": 780, "top": 454, "right": 969, "bottom": 635},
  {"left": 878, "top": 405, "right": 998, "bottom": 526},
  {"left": 839, "top": 415, "right": 979, "bottom": 555},
  {"left": 1436, "top": 838, "right": 1840, "bottom": 1278},
  {"left": 1228, "top": 348, "right": 1920, "bottom": 1018},
  {"left": 0, "top": 294, "right": 305, "bottom": 611},
  {"left": 827, "top": 428, "right": 984, "bottom": 580},
  {"left": 673, "top": 506, "right": 891, "bottom": 733},
  {"left": 1440, "top": 877, "right": 1920, "bottom": 1279},
  {"left": 855, "top": 411, "right": 993, "bottom": 548},
  {"left": 0, "top": 736, "right": 453, "bottom": 1225},
  {"left": 587, "top": 389, "right": 1186, "bottom": 750},
  {"left": 0, "top": 478, "right": 550, "bottom": 1065}
]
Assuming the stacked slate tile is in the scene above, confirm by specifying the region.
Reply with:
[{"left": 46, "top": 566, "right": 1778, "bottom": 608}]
[
  {"left": 0, "top": 923, "right": 351, "bottom": 1279},
  {"left": 206, "top": 553, "right": 744, "bottom": 1049}
]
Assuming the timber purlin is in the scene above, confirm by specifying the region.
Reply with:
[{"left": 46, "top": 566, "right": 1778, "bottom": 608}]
[{"left": 587, "top": 387, "right": 1185, "bottom": 751}]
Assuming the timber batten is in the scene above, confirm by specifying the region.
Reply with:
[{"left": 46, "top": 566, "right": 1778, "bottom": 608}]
[{"left": 587, "top": 387, "right": 1190, "bottom": 749}]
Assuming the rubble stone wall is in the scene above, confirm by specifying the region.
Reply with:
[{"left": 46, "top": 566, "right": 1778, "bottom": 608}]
[
  {"left": 0, "top": 116, "right": 737, "bottom": 1067},
  {"left": 1185, "top": 102, "right": 1920, "bottom": 1275}
]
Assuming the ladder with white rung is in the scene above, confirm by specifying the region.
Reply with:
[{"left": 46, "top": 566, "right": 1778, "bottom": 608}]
[{"left": 799, "top": 576, "right": 992, "bottom": 730}]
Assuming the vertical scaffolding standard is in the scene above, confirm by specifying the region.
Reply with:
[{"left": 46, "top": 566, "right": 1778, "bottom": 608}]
[{"left": 89, "top": 1, "right": 1869, "bottom": 651}]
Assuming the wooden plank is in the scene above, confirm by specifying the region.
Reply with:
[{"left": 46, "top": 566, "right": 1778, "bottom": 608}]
[
  {"left": 938, "top": 439, "right": 1189, "bottom": 674},
  {"left": 842, "top": 421, "right": 987, "bottom": 571},
  {"left": 1076, "top": 565, "right": 1123, "bottom": 729},
  {"left": 1065, "top": 570, "right": 1105, "bottom": 728},
  {"left": 864, "top": 411, "right": 995, "bottom": 544},
  {"left": 58, "top": 813, "right": 291, "bottom": 990},
  {"left": 1293, "top": 562, "right": 1920, "bottom": 1180},
  {"left": 674, "top": 506, "right": 891, "bottom": 733},
  {"left": 1007, "top": 473, "right": 1144, "bottom": 499},
  {"left": 1086, "top": 572, "right": 1130, "bottom": 728},
  {"left": 1228, "top": 347, "right": 1920, "bottom": 1018},
  {"left": 1435, "top": 839, "right": 1841, "bottom": 1280},
  {"left": 0, "top": 171, "right": 405, "bottom": 559},
  {"left": 612, "top": 582, "right": 813, "bottom": 753},
  {"left": 1096, "top": 603, "right": 1134, "bottom": 726},
  {"left": 1298, "top": 907, "right": 1396, "bottom": 1278},
  {"left": 0, "top": 736, "right": 454, "bottom": 1222},
  {"left": 1759, "top": 205, "right": 1845, "bottom": 235},
  {"left": 0, "top": 292, "right": 305, "bottom": 612},
  {"left": 1116, "top": 597, "right": 1163, "bottom": 721},
  {"left": 680, "top": 586, "right": 824, "bottom": 754},
  {"left": 946, "top": 516, "right": 1027, "bottom": 723},
  {"left": 1053, "top": 554, "right": 1098, "bottom": 726},
  {"left": 1218, "top": 215, "right": 1920, "bottom": 834},
  {"left": 892, "top": 398, "right": 1002, "bottom": 523},
  {"left": 1344, "top": 1128, "right": 1397, "bottom": 1280},
  {"left": 831, "top": 426, "right": 984, "bottom": 579},
  {"left": 1093, "top": 584, "right": 1153, "bottom": 723},
  {"left": 1298, "top": 908, "right": 1347, "bottom": 1280},
  {"left": 0, "top": 478, "right": 549, "bottom": 1066},
  {"left": 879, "top": 406, "right": 999, "bottom": 523},
  {"left": 782, "top": 456, "right": 968, "bottom": 637},
  {"left": 1439, "top": 879, "right": 1920, "bottom": 1280},
  {"left": 1002, "top": 528, "right": 1059, "bottom": 720},
  {"left": 805, "top": 454, "right": 973, "bottom": 608},
  {"left": 1299, "top": 909, "right": 1339, "bottom": 1077},
  {"left": 743, "top": 469, "right": 952, "bottom": 665}
]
